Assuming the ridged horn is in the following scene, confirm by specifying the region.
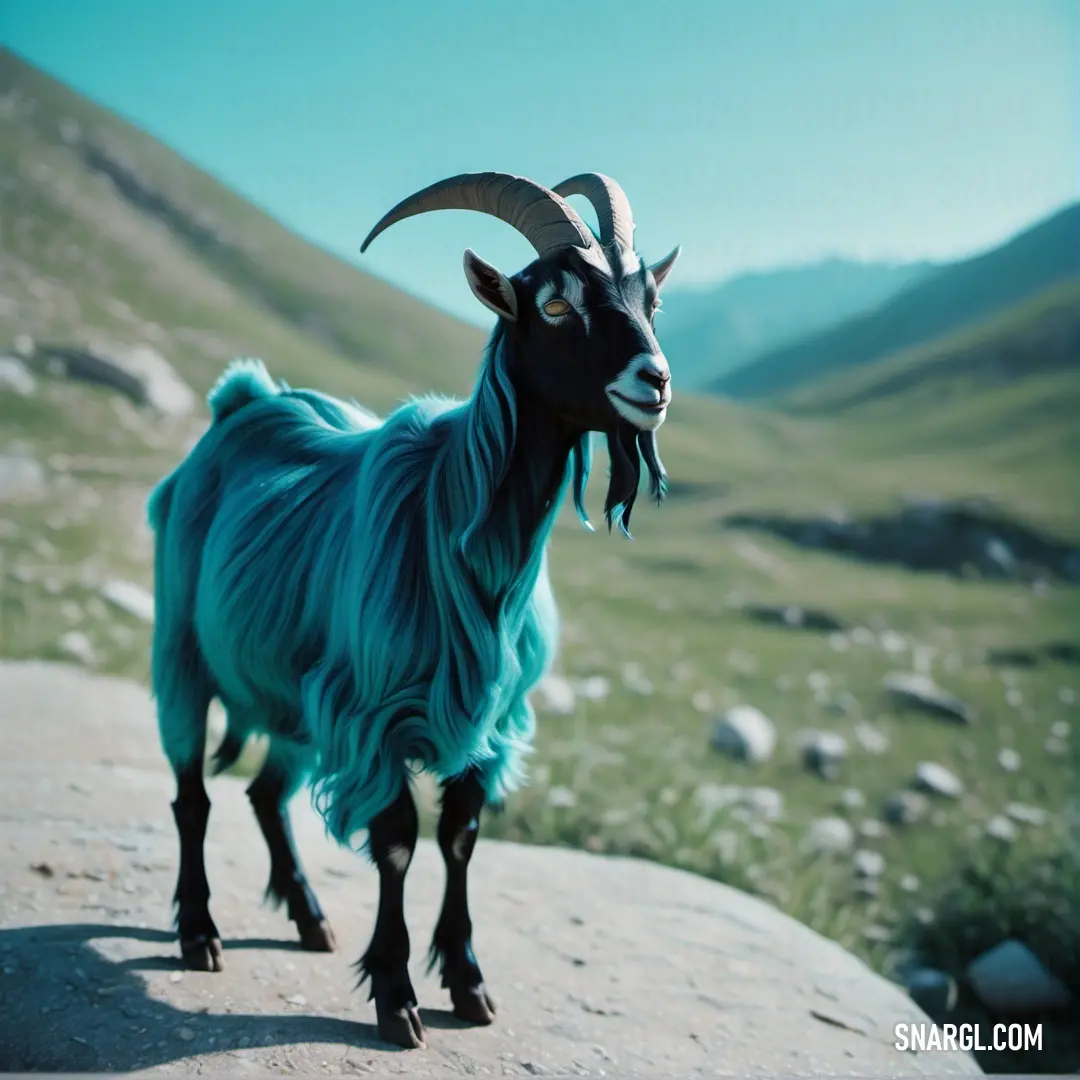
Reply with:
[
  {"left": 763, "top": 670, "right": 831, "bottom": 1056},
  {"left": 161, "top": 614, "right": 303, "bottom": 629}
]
[
  {"left": 360, "top": 172, "right": 598, "bottom": 259},
  {"left": 553, "top": 172, "right": 635, "bottom": 252}
]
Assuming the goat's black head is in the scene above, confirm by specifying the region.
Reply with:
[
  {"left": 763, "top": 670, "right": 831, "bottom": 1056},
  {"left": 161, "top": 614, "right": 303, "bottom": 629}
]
[{"left": 361, "top": 171, "right": 681, "bottom": 534}]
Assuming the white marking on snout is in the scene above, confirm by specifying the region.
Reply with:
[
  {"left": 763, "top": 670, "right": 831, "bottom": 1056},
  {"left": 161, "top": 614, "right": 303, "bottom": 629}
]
[{"left": 606, "top": 351, "right": 671, "bottom": 431}]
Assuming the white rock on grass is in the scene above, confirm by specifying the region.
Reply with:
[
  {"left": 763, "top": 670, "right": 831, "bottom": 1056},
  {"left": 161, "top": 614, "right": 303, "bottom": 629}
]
[
  {"left": 854, "top": 722, "right": 889, "bottom": 755},
  {"left": 985, "top": 815, "right": 1017, "bottom": 843},
  {"left": 801, "top": 731, "right": 848, "bottom": 780},
  {"left": 883, "top": 790, "right": 929, "bottom": 827},
  {"left": 853, "top": 849, "right": 886, "bottom": 878},
  {"left": 966, "top": 939, "right": 1072, "bottom": 1015},
  {"left": 58, "top": 631, "right": 95, "bottom": 666},
  {"left": 694, "top": 783, "right": 783, "bottom": 827},
  {"left": 546, "top": 786, "right": 578, "bottom": 809},
  {"left": 997, "top": 748, "right": 1021, "bottom": 773},
  {"left": 575, "top": 675, "right": 610, "bottom": 702},
  {"left": 536, "top": 674, "right": 576, "bottom": 715},
  {"left": 100, "top": 579, "right": 155, "bottom": 623},
  {"left": 621, "top": 662, "right": 654, "bottom": 696},
  {"left": 710, "top": 705, "right": 776, "bottom": 764},
  {"left": 1004, "top": 802, "right": 1048, "bottom": 827},
  {"left": 801, "top": 817, "right": 855, "bottom": 856},
  {"left": 914, "top": 761, "right": 964, "bottom": 799},
  {"left": 0, "top": 355, "right": 37, "bottom": 396}
]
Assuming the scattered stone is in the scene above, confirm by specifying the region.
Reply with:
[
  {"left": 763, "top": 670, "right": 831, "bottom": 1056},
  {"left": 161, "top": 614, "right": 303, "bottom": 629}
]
[
  {"left": 691, "top": 690, "right": 712, "bottom": 712},
  {"left": 99, "top": 579, "right": 155, "bottom": 623},
  {"left": 0, "top": 355, "right": 37, "bottom": 396},
  {"left": 966, "top": 939, "right": 1072, "bottom": 1015},
  {"left": 741, "top": 603, "right": 846, "bottom": 633},
  {"left": 621, "top": 662, "right": 653, "bottom": 696},
  {"left": 35, "top": 343, "right": 197, "bottom": 416},
  {"left": 575, "top": 675, "right": 610, "bottom": 701},
  {"left": 879, "top": 630, "right": 906, "bottom": 655},
  {"left": 905, "top": 968, "right": 957, "bottom": 1020},
  {"left": 57, "top": 631, "right": 95, "bottom": 666},
  {"left": 710, "top": 705, "right": 776, "bottom": 764},
  {"left": 985, "top": 815, "right": 1017, "bottom": 843},
  {"left": 1004, "top": 802, "right": 1048, "bottom": 826},
  {"left": 854, "top": 722, "right": 889, "bottom": 755},
  {"left": 695, "top": 783, "right": 783, "bottom": 826},
  {"left": 801, "top": 731, "right": 848, "bottom": 780},
  {"left": 997, "top": 748, "right": 1021, "bottom": 773},
  {"left": 176, "top": 1026, "right": 195, "bottom": 1042},
  {"left": 883, "top": 791, "right": 929, "bottom": 827},
  {"left": 1059, "top": 687, "right": 1076, "bottom": 706},
  {"left": 0, "top": 453, "right": 45, "bottom": 500},
  {"left": 899, "top": 874, "right": 920, "bottom": 893},
  {"left": 536, "top": 674, "right": 575, "bottom": 715},
  {"left": 546, "top": 786, "right": 578, "bottom": 809},
  {"left": 1050, "top": 720, "right": 1071, "bottom": 740},
  {"left": 1044, "top": 737, "right": 1068, "bottom": 757},
  {"left": 801, "top": 817, "right": 855, "bottom": 856},
  {"left": 914, "top": 762, "right": 964, "bottom": 799},
  {"left": 883, "top": 672, "right": 974, "bottom": 724},
  {"left": 859, "top": 819, "right": 886, "bottom": 840},
  {"left": 827, "top": 691, "right": 859, "bottom": 716},
  {"left": 853, "top": 849, "right": 885, "bottom": 879},
  {"left": 839, "top": 788, "right": 865, "bottom": 812}
]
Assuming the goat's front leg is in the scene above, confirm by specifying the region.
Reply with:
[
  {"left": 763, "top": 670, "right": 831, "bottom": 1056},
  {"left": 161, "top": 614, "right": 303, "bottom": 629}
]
[
  {"left": 357, "top": 783, "right": 424, "bottom": 1049},
  {"left": 428, "top": 768, "right": 496, "bottom": 1025}
]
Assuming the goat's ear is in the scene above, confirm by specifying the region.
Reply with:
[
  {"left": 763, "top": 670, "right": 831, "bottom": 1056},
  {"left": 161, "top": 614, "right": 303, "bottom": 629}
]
[
  {"left": 463, "top": 248, "right": 519, "bottom": 322},
  {"left": 648, "top": 245, "right": 681, "bottom": 293}
]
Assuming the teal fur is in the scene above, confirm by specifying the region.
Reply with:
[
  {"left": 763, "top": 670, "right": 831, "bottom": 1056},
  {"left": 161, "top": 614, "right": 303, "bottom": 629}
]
[{"left": 148, "top": 337, "right": 592, "bottom": 848}]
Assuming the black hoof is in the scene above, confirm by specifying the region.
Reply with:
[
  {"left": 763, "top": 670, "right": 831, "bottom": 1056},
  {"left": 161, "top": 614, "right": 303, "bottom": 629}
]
[
  {"left": 450, "top": 981, "right": 496, "bottom": 1026},
  {"left": 180, "top": 934, "right": 224, "bottom": 972},
  {"left": 376, "top": 1004, "right": 426, "bottom": 1049},
  {"left": 298, "top": 917, "right": 337, "bottom": 953}
]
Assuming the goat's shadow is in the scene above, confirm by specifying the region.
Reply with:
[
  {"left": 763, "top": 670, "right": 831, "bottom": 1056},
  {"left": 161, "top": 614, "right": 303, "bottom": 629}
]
[{"left": 0, "top": 922, "right": 469, "bottom": 1071}]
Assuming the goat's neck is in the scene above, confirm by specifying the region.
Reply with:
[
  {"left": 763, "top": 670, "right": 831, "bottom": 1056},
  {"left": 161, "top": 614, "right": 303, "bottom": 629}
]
[{"left": 496, "top": 398, "right": 579, "bottom": 543}]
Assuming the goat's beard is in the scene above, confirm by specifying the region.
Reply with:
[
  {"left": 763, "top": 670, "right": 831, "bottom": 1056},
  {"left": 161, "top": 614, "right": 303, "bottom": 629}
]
[{"left": 602, "top": 422, "right": 668, "bottom": 538}]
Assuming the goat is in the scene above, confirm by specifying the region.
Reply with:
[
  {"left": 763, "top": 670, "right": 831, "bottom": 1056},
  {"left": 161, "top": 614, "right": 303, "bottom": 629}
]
[{"left": 147, "top": 171, "right": 681, "bottom": 1049}]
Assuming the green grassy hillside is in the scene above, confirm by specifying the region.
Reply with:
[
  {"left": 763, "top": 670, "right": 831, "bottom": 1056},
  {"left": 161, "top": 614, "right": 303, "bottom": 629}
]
[
  {"left": 711, "top": 201, "right": 1080, "bottom": 401},
  {"left": 0, "top": 46, "right": 486, "bottom": 406}
]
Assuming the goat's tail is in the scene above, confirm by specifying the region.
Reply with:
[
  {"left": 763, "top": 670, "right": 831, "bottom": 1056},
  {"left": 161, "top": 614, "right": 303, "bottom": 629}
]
[{"left": 207, "top": 357, "right": 281, "bottom": 423}]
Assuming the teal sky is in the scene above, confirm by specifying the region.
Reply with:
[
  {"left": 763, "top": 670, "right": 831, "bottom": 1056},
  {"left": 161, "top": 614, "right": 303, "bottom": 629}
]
[{"left": 3, "top": 0, "right": 1078, "bottom": 326}]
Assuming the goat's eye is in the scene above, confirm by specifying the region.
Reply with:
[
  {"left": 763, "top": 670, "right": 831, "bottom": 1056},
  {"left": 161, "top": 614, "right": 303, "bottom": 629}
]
[{"left": 543, "top": 298, "right": 571, "bottom": 317}]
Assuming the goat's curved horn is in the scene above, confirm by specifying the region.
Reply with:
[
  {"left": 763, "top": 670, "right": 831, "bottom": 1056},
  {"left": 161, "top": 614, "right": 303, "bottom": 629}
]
[
  {"left": 360, "top": 172, "right": 598, "bottom": 259},
  {"left": 552, "top": 172, "right": 635, "bottom": 252}
]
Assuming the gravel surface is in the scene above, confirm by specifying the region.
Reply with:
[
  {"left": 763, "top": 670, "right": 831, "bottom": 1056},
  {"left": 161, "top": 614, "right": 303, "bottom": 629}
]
[{"left": 0, "top": 661, "right": 982, "bottom": 1076}]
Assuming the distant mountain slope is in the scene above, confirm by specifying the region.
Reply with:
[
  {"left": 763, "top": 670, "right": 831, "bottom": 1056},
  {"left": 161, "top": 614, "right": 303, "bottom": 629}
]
[
  {"left": 0, "top": 46, "right": 487, "bottom": 406},
  {"left": 660, "top": 258, "right": 933, "bottom": 389},
  {"left": 710, "top": 202, "right": 1080, "bottom": 400}
]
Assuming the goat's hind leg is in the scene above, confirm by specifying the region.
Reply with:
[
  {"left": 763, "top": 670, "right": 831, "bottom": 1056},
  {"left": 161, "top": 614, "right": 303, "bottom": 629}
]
[
  {"left": 429, "top": 768, "right": 496, "bottom": 1025},
  {"left": 357, "top": 783, "right": 425, "bottom": 1050},
  {"left": 247, "top": 737, "right": 336, "bottom": 952},
  {"left": 158, "top": 678, "right": 223, "bottom": 972}
]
